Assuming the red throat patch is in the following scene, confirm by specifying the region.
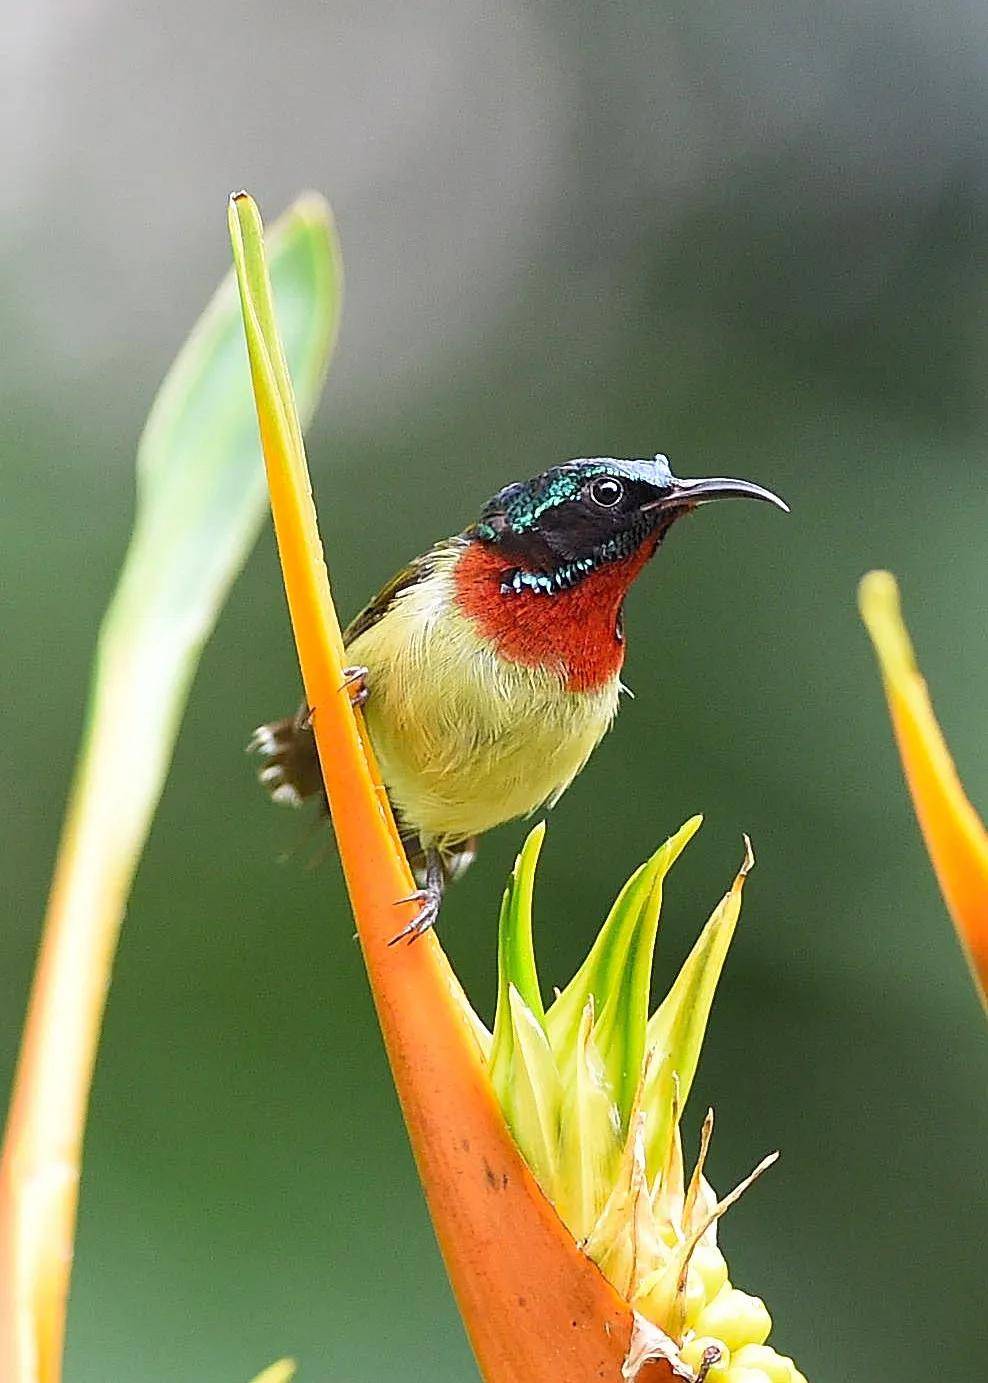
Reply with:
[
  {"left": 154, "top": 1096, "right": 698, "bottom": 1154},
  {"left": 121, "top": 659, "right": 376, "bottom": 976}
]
[{"left": 452, "top": 537, "right": 659, "bottom": 692}]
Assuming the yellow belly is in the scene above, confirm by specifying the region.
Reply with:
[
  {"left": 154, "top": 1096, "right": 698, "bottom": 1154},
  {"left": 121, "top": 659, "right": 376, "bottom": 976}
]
[{"left": 345, "top": 557, "right": 621, "bottom": 848}]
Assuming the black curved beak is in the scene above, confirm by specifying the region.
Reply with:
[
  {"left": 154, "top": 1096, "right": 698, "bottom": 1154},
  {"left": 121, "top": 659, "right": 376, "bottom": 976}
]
[{"left": 642, "top": 475, "right": 790, "bottom": 514}]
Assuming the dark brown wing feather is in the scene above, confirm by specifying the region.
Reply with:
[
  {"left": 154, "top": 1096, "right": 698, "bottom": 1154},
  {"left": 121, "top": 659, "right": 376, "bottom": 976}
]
[
  {"left": 342, "top": 541, "right": 456, "bottom": 645},
  {"left": 250, "top": 539, "right": 457, "bottom": 809}
]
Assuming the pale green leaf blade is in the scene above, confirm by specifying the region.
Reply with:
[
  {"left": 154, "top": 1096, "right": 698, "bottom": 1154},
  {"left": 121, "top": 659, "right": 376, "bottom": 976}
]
[
  {"left": 546, "top": 817, "right": 702, "bottom": 1109},
  {"left": 85, "top": 195, "right": 341, "bottom": 874},
  {"left": 643, "top": 839, "right": 753, "bottom": 1177},
  {"left": 490, "top": 822, "right": 547, "bottom": 1079},
  {"left": 499, "top": 985, "right": 563, "bottom": 1197},
  {"left": 248, "top": 1361, "right": 296, "bottom": 1383},
  {"left": 554, "top": 1000, "right": 623, "bottom": 1241},
  {"left": 0, "top": 195, "right": 341, "bottom": 1383}
]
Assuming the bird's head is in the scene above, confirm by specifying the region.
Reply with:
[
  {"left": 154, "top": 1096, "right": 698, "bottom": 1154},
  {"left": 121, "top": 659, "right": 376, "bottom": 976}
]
[{"left": 467, "top": 455, "right": 788, "bottom": 595}]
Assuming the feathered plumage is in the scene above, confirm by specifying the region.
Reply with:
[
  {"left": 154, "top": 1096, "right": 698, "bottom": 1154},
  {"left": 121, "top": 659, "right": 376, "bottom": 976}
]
[{"left": 252, "top": 455, "right": 786, "bottom": 937}]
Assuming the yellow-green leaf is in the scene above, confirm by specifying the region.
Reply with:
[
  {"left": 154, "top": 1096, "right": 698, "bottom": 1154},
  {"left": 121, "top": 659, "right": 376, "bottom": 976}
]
[
  {"left": 490, "top": 822, "right": 548, "bottom": 1091},
  {"left": 644, "top": 840, "right": 752, "bottom": 1177},
  {"left": 499, "top": 985, "right": 563, "bottom": 1196},
  {"left": 553, "top": 999, "right": 622, "bottom": 1240},
  {"left": 548, "top": 818, "right": 703, "bottom": 1123},
  {"left": 248, "top": 1361, "right": 296, "bottom": 1383}
]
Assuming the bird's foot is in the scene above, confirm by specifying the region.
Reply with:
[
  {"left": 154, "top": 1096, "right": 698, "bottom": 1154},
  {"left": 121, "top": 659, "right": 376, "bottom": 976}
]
[
  {"left": 341, "top": 665, "right": 369, "bottom": 708},
  {"left": 389, "top": 884, "right": 443, "bottom": 946}
]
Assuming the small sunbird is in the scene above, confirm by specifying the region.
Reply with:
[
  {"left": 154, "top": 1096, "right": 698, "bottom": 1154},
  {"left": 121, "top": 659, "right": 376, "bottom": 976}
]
[{"left": 253, "top": 454, "right": 787, "bottom": 941}]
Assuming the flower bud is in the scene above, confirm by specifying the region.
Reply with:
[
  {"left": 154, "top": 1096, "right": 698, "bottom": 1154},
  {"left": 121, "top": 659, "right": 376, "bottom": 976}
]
[
  {"left": 690, "top": 1242, "right": 729, "bottom": 1301},
  {"left": 682, "top": 1267, "right": 710, "bottom": 1327},
  {"left": 679, "top": 1335, "right": 731, "bottom": 1381},
  {"left": 731, "top": 1343, "right": 796, "bottom": 1382},
  {"left": 694, "top": 1286, "right": 772, "bottom": 1352}
]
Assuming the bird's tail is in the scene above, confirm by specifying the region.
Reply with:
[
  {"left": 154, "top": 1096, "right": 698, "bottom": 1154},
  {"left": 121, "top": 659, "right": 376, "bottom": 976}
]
[{"left": 248, "top": 706, "right": 327, "bottom": 810}]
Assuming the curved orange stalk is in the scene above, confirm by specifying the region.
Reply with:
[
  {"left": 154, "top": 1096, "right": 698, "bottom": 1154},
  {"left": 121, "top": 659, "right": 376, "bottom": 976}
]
[
  {"left": 859, "top": 571, "right": 988, "bottom": 1008},
  {"left": 229, "top": 192, "right": 673, "bottom": 1381}
]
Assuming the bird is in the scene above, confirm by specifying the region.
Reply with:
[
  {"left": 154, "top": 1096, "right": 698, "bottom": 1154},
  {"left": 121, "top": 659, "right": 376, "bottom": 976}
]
[{"left": 251, "top": 454, "right": 787, "bottom": 943}]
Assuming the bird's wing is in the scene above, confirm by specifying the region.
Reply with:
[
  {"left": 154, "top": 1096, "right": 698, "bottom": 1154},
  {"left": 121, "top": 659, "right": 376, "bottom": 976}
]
[{"left": 342, "top": 539, "right": 461, "bottom": 646}]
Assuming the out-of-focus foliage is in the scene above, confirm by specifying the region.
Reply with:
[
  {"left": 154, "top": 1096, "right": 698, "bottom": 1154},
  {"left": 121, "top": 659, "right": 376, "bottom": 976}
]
[{"left": 0, "top": 194, "right": 341, "bottom": 1383}]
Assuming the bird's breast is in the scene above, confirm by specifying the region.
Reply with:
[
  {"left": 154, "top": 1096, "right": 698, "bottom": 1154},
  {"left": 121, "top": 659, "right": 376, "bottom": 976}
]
[
  {"left": 451, "top": 539, "right": 655, "bottom": 692},
  {"left": 344, "top": 549, "right": 622, "bottom": 846}
]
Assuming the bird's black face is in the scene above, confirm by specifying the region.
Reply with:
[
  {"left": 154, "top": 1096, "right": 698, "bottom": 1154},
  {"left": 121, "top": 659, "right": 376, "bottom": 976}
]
[{"left": 469, "top": 456, "right": 787, "bottom": 590}]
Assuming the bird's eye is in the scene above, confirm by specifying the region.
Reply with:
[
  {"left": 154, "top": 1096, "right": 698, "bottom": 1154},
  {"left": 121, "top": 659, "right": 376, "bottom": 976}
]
[{"left": 588, "top": 476, "right": 625, "bottom": 508}]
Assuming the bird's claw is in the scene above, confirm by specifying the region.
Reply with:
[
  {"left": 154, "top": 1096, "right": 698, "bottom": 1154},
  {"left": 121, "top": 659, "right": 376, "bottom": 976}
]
[
  {"left": 341, "top": 665, "right": 369, "bottom": 708},
  {"left": 389, "top": 886, "right": 442, "bottom": 945}
]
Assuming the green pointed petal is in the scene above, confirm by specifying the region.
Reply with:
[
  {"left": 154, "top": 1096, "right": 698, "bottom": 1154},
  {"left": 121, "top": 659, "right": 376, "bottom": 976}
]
[
  {"left": 582, "top": 1111, "right": 653, "bottom": 1301},
  {"left": 495, "top": 985, "right": 562, "bottom": 1196},
  {"left": 644, "top": 840, "right": 753, "bottom": 1178},
  {"left": 499, "top": 823, "right": 548, "bottom": 1025},
  {"left": 554, "top": 999, "right": 623, "bottom": 1240},
  {"left": 489, "top": 823, "right": 548, "bottom": 1092},
  {"left": 547, "top": 817, "right": 702, "bottom": 1124}
]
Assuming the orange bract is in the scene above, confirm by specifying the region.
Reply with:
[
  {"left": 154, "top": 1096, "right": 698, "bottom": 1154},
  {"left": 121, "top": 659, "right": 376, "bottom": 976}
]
[
  {"left": 229, "top": 191, "right": 674, "bottom": 1381},
  {"left": 860, "top": 571, "right": 988, "bottom": 1009}
]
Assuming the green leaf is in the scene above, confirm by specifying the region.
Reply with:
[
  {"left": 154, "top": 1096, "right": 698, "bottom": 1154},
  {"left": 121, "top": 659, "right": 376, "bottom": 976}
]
[
  {"left": 498, "top": 985, "right": 563, "bottom": 1196},
  {"left": 553, "top": 998, "right": 623, "bottom": 1241},
  {"left": 490, "top": 823, "right": 547, "bottom": 1077},
  {"left": 93, "top": 193, "right": 341, "bottom": 854},
  {"left": 0, "top": 195, "right": 340, "bottom": 1383},
  {"left": 546, "top": 817, "right": 702, "bottom": 1122},
  {"left": 643, "top": 839, "right": 753, "bottom": 1177}
]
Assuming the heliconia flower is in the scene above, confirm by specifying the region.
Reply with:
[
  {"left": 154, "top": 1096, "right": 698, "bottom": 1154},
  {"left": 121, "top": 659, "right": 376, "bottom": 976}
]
[
  {"left": 859, "top": 571, "right": 988, "bottom": 1008},
  {"left": 489, "top": 821, "right": 805, "bottom": 1383},
  {"left": 230, "top": 191, "right": 810, "bottom": 1382}
]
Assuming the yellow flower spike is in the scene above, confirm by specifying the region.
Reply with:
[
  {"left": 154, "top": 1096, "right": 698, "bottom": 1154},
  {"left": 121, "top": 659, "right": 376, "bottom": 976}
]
[
  {"left": 859, "top": 571, "right": 988, "bottom": 1007},
  {"left": 229, "top": 191, "right": 679, "bottom": 1383}
]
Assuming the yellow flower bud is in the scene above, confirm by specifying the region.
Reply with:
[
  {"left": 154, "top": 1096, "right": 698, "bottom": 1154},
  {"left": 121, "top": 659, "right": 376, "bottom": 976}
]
[
  {"left": 682, "top": 1267, "right": 711, "bottom": 1327},
  {"left": 680, "top": 1335, "right": 731, "bottom": 1380},
  {"left": 726, "top": 1369, "right": 774, "bottom": 1383},
  {"left": 694, "top": 1286, "right": 772, "bottom": 1352},
  {"left": 690, "top": 1242, "right": 729, "bottom": 1302},
  {"left": 731, "top": 1343, "right": 795, "bottom": 1382}
]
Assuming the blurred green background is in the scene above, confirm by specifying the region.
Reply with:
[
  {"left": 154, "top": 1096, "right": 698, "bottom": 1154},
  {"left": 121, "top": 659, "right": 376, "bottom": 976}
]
[{"left": 3, "top": 2, "right": 987, "bottom": 1380}]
